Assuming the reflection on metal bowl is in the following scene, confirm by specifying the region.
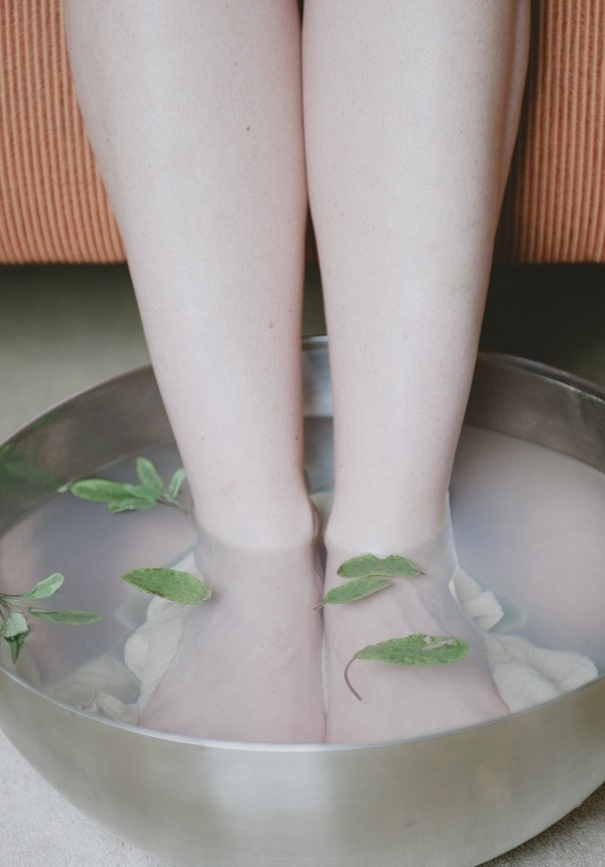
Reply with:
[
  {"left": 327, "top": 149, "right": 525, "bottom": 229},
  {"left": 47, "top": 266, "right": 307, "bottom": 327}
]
[{"left": 0, "top": 339, "right": 604, "bottom": 867}]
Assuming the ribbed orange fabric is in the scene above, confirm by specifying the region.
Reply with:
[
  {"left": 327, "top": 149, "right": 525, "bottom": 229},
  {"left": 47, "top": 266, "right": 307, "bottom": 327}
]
[
  {"left": 495, "top": 0, "right": 605, "bottom": 263},
  {"left": 1, "top": 1, "right": 605, "bottom": 264},
  {"left": 0, "top": 0, "right": 124, "bottom": 263}
]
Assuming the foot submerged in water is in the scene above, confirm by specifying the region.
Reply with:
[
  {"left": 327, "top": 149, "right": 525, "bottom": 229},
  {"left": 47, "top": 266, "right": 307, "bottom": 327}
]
[
  {"left": 139, "top": 531, "right": 326, "bottom": 743},
  {"left": 322, "top": 524, "right": 509, "bottom": 744},
  {"left": 137, "top": 509, "right": 508, "bottom": 744}
]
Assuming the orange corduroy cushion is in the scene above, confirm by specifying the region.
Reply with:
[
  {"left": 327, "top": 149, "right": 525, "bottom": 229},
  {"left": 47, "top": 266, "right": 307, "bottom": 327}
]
[
  {"left": 0, "top": 0, "right": 123, "bottom": 263},
  {"left": 495, "top": 0, "right": 605, "bottom": 263},
  {"left": 1, "top": 1, "right": 605, "bottom": 265}
]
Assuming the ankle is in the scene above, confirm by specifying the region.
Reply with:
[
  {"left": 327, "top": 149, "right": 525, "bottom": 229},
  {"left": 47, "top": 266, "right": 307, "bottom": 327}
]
[
  {"left": 325, "top": 505, "right": 456, "bottom": 581},
  {"left": 326, "top": 491, "right": 451, "bottom": 551},
  {"left": 194, "top": 494, "right": 318, "bottom": 554}
]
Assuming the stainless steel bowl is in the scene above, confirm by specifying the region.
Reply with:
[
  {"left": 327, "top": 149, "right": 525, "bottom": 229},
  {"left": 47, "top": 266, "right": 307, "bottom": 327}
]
[{"left": 0, "top": 340, "right": 604, "bottom": 867}]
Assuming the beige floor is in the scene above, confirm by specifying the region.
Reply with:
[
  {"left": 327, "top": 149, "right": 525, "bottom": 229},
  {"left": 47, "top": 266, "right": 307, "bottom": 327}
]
[{"left": 1, "top": 263, "right": 605, "bottom": 866}]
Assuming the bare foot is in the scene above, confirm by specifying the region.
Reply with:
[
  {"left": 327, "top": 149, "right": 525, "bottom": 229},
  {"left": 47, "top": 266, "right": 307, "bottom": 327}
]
[
  {"left": 139, "top": 526, "right": 326, "bottom": 743},
  {"left": 324, "top": 519, "right": 508, "bottom": 744}
]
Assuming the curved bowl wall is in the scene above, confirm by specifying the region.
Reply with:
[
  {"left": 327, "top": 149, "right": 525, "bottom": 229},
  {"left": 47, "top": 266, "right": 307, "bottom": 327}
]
[{"left": 0, "top": 342, "right": 604, "bottom": 867}]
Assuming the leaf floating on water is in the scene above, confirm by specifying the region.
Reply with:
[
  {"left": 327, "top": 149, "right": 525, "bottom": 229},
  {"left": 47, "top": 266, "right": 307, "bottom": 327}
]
[
  {"left": 337, "top": 554, "right": 422, "bottom": 580},
  {"left": 70, "top": 479, "right": 155, "bottom": 505},
  {"left": 136, "top": 458, "right": 164, "bottom": 495},
  {"left": 356, "top": 634, "right": 470, "bottom": 666},
  {"left": 1, "top": 613, "right": 30, "bottom": 663},
  {"left": 69, "top": 479, "right": 160, "bottom": 512},
  {"left": 28, "top": 609, "right": 102, "bottom": 625},
  {"left": 317, "top": 577, "right": 392, "bottom": 608},
  {"left": 22, "top": 572, "right": 65, "bottom": 600},
  {"left": 7, "top": 631, "right": 28, "bottom": 664},
  {"left": 122, "top": 567, "right": 212, "bottom": 605},
  {"left": 66, "top": 459, "right": 188, "bottom": 514},
  {"left": 1, "top": 612, "right": 29, "bottom": 640},
  {"left": 344, "top": 633, "right": 470, "bottom": 700},
  {"left": 108, "top": 497, "right": 158, "bottom": 514},
  {"left": 0, "top": 575, "right": 101, "bottom": 665},
  {"left": 68, "top": 479, "right": 137, "bottom": 502},
  {"left": 168, "top": 468, "right": 186, "bottom": 500}
]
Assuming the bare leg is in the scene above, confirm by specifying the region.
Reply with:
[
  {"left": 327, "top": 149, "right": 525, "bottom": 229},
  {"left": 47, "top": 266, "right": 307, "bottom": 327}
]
[
  {"left": 303, "top": 0, "right": 530, "bottom": 742},
  {"left": 65, "top": 0, "right": 325, "bottom": 742}
]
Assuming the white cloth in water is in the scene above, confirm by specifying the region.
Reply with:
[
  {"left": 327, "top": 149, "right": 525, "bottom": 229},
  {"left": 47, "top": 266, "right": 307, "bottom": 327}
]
[
  {"left": 48, "top": 550, "right": 599, "bottom": 728},
  {"left": 451, "top": 570, "right": 599, "bottom": 713}
]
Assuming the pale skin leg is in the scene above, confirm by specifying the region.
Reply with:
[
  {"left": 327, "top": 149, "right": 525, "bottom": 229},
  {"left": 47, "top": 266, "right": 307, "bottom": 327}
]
[
  {"left": 64, "top": 0, "right": 325, "bottom": 742},
  {"left": 303, "top": 0, "right": 530, "bottom": 742},
  {"left": 66, "top": 0, "right": 530, "bottom": 745}
]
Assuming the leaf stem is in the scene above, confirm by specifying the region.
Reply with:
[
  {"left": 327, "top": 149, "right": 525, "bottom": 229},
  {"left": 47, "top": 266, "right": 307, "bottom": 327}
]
[
  {"left": 158, "top": 495, "right": 188, "bottom": 514},
  {"left": 344, "top": 656, "right": 363, "bottom": 701},
  {"left": 0, "top": 577, "right": 100, "bottom": 663}
]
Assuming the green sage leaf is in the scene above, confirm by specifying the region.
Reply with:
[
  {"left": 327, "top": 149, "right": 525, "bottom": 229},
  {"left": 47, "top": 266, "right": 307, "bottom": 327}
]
[
  {"left": 67, "top": 461, "right": 188, "bottom": 513},
  {"left": 69, "top": 479, "right": 144, "bottom": 503},
  {"left": 136, "top": 458, "right": 164, "bottom": 495},
  {"left": 2, "top": 611, "right": 29, "bottom": 639},
  {"left": 7, "top": 630, "right": 28, "bottom": 663},
  {"left": 337, "top": 554, "right": 422, "bottom": 580},
  {"left": 355, "top": 634, "right": 470, "bottom": 666},
  {"left": 22, "top": 573, "right": 65, "bottom": 600},
  {"left": 122, "top": 567, "right": 212, "bottom": 605},
  {"left": 168, "top": 468, "right": 186, "bottom": 500},
  {"left": 28, "top": 609, "right": 102, "bottom": 625},
  {"left": 344, "top": 633, "right": 470, "bottom": 700},
  {"left": 129, "top": 484, "right": 163, "bottom": 501},
  {"left": 318, "top": 577, "right": 392, "bottom": 607},
  {"left": 108, "top": 498, "right": 158, "bottom": 514}
]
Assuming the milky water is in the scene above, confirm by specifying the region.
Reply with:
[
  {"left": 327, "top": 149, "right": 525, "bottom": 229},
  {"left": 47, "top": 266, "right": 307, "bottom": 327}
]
[
  {"left": 0, "top": 424, "right": 604, "bottom": 697},
  {"left": 0, "top": 444, "right": 197, "bottom": 685},
  {"left": 453, "top": 427, "right": 605, "bottom": 669}
]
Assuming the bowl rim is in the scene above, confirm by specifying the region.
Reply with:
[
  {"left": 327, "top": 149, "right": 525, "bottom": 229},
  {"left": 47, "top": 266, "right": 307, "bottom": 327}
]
[
  {"left": 0, "top": 346, "right": 603, "bottom": 753},
  {"left": 4, "top": 339, "right": 605, "bottom": 450}
]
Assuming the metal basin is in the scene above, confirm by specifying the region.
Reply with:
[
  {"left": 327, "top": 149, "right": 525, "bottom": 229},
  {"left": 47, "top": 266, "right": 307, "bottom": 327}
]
[{"left": 0, "top": 340, "right": 604, "bottom": 867}]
